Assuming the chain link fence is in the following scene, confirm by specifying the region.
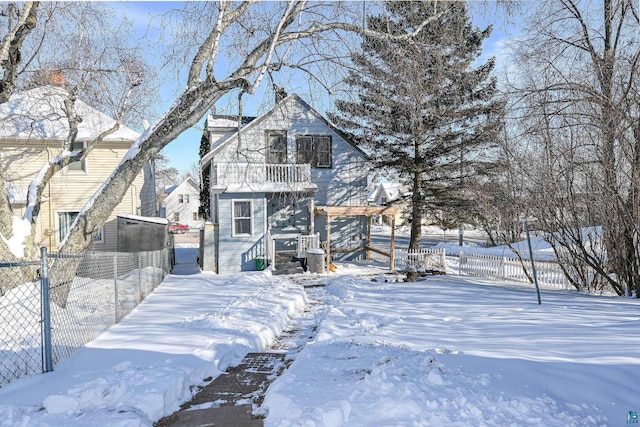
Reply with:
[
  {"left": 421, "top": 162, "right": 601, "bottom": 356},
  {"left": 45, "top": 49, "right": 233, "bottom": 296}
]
[{"left": 0, "top": 248, "right": 170, "bottom": 388}]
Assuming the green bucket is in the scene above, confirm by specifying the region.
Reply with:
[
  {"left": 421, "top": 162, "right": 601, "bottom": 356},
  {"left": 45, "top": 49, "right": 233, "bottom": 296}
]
[{"left": 255, "top": 257, "right": 265, "bottom": 271}]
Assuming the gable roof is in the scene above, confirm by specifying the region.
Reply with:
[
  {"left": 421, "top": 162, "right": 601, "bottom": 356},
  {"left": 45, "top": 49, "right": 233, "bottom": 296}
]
[
  {"left": 165, "top": 176, "right": 199, "bottom": 197},
  {"left": 370, "top": 182, "right": 409, "bottom": 204},
  {"left": 0, "top": 85, "right": 140, "bottom": 142},
  {"left": 200, "top": 93, "right": 368, "bottom": 167}
]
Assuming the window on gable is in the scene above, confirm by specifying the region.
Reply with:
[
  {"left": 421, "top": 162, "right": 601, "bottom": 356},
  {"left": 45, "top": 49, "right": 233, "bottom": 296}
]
[
  {"left": 296, "top": 135, "right": 332, "bottom": 168},
  {"left": 178, "top": 194, "right": 189, "bottom": 203},
  {"left": 232, "top": 200, "right": 252, "bottom": 236},
  {"left": 266, "top": 130, "right": 287, "bottom": 164}
]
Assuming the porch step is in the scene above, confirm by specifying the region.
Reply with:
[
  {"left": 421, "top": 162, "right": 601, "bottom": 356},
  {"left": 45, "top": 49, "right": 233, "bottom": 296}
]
[{"left": 272, "top": 262, "right": 304, "bottom": 275}]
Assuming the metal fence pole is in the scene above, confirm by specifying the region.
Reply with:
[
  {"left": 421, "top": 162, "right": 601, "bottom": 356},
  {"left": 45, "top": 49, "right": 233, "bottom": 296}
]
[
  {"left": 113, "top": 254, "right": 119, "bottom": 323},
  {"left": 40, "top": 247, "right": 53, "bottom": 373}
]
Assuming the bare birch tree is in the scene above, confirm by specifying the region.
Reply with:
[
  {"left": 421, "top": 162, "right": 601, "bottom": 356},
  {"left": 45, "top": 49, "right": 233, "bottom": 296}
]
[
  {"left": 510, "top": 0, "right": 640, "bottom": 295},
  {"left": 0, "top": 2, "right": 441, "bottom": 301},
  {"left": 0, "top": 2, "right": 154, "bottom": 263}
]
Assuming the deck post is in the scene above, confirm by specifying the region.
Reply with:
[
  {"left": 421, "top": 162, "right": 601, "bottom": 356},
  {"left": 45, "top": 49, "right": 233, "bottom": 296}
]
[
  {"left": 366, "top": 215, "right": 372, "bottom": 261},
  {"left": 309, "top": 198, "right": 315, "bottom": 235}
]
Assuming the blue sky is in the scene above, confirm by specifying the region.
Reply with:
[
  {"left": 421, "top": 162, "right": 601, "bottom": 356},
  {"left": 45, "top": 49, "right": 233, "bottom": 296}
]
[{"left": 115, "top": 2, "right": 520, "bottom": 177}]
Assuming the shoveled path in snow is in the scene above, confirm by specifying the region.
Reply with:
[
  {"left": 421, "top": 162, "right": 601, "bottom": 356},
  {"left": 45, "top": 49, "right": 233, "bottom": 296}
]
[{"left": 155, "top": 282, "right": 327, "bottom": 427}]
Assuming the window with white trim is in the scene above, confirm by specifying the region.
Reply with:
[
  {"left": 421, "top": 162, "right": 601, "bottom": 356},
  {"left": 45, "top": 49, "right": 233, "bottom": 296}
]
[
  {"left": 296, "top": 135, "right": 332, "bottom": 168},
  {"left": 58, "top": 211, "right": 103, "bottom": 243},
  {"left": 232, "top": 200, "right": 252, "bottom": 236},
  {"left": 67, "top": 142, "right": 87, "bottom": 172},
  {"left": 266, "top": 130, "right": 287, "bottom": 164}
]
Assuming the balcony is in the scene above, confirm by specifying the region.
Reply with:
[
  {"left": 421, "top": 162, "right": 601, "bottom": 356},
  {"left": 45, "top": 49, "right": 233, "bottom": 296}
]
[{"left": 211, "top": 162, "right": 317, "bottom": 193}]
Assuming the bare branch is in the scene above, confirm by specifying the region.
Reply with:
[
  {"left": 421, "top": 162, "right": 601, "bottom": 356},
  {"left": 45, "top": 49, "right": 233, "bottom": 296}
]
[{"left": 0, "top": 2, "right": 37, "bottom": 103}]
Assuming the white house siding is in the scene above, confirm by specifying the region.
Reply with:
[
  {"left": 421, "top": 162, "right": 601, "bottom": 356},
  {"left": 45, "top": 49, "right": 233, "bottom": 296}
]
[
  {"left": 162, "top": 178, "right": 203, "bottom": 230},
  {"left": 217, "top": 192, "right": 266, "bottom": 274}
]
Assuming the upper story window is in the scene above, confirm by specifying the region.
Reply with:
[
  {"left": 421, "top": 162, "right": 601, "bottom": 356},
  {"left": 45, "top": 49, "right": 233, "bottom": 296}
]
[
  {"left": 67, "top": 141, "right": 87, "bottom": 172},
  {"left": 296, "top": 135, "right": 332, "bottom": 168},
  {"left": 179, "top": 194, "right": 190, "bottom": 204},
  {"left": 266, "top": 130, "right": 287, "bottom": 164}
]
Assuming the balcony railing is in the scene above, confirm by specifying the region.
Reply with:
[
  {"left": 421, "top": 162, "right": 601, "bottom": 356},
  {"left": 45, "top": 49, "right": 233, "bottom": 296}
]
[{"left": 212, "top": 162, "right": 316, "bottom": 192}]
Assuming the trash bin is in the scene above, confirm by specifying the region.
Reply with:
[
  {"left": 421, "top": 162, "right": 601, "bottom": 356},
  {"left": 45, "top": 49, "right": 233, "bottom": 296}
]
[
  {"left": 306, "top": 248, "right": 325, "bottom": 273},
  {"left": 255, "top": 256, "right": 265, "bottom": 271}
]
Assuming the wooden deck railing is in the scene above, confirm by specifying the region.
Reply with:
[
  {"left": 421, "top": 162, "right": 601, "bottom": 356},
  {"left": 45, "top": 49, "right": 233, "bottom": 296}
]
[{"left": 213, "top": 163, "right": 312, "bottom": 186}]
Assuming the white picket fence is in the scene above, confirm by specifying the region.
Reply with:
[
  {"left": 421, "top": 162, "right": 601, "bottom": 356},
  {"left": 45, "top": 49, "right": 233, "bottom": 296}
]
[
  {"left": 392, "top": 247, "right": 447, "bottom": 271},
  {"left": 458, "top": 251, "right": 570, "bottom": 289}
]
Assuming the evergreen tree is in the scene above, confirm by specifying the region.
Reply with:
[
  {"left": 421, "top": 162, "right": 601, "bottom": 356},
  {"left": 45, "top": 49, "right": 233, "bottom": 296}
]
[
  {"left": 198, "top": 129, "right": 211, "bottom": 221},
  {"left": 330, "top": 1, "right": 503, "bottom": 250}
]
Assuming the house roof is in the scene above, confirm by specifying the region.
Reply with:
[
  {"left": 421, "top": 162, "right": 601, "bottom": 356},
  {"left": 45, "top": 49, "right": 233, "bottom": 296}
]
[
  {"left": 200, "top": 93, "right": 368, "bottom": 167},
  {"left": 0, "top": 85, "right": 140, "bottom": 142},
  {"left": 370, "top": 182, "right": 409, "bottom": 204},
  {"left": 164, "top": 176, "right": 200, "bottom": 202},
  {"left": 207, "top": 114, "right": 256, "bottom": 129}
]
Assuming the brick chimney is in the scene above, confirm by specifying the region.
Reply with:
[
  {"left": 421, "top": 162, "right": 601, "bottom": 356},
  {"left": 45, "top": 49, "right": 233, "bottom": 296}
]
[
  {"left": 274, "top": 85, "right": 287, "bottom": 104},
  {"left": 49, "top": 70, "right": 66, "bottom": 88}
]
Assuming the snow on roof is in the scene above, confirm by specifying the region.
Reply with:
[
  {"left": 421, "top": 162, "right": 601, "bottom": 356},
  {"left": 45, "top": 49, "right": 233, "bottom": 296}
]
[
  {"left": 206, "top": 114, "right": 256, "bottom": 130},
  {"left": 165, "top": 177, "right": 199, "bottom": 197},
  {"left": 117, "top": 213, "right": 168, "bottom": 225},
  {"left": 5, "top": 182, "right": 27, "bottom": 204},
  {"left": 369, "top": 182, "right": 409, "bottom": 204},
  {"left": 0, "top": 86, "right": 140, "bottom": 142}
]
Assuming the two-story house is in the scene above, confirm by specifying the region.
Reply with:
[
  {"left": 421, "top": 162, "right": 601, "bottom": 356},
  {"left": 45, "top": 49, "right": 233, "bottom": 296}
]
[
  {"left": 0, "top": 83, "right": 156, "bottom": 252},
  {"left": 160, "top": 176, "right": 203, "bottom": 230},
  {"left": 368, "top": 182, "right": 409, "bottom": 226},
  {"left": 200, "top": 93, "right": 370, "bottom": 274}
]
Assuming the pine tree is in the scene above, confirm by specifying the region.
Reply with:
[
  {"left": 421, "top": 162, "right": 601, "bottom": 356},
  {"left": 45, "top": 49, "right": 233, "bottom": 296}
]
[{"left": 330, "top": 1, "right": 503, "bottom": 250}]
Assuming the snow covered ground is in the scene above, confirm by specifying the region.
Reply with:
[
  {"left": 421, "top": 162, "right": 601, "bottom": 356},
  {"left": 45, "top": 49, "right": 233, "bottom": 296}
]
[
  {"left": 0, "top": 244, "right": 638, "bottom": 426},
  {"left": 263, "top": 271, "right": 639, "bottom": 426}
]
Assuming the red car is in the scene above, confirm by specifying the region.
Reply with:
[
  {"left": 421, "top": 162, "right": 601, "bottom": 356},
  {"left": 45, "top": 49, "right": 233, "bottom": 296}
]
[{"left": 169, "top": 222, "right": 189, "bottom": 234}]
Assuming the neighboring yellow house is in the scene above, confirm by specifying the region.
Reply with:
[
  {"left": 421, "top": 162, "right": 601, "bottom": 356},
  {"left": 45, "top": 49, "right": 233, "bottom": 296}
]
[{"left": 0, "top": 84, "right": 156, "bottom": 252}]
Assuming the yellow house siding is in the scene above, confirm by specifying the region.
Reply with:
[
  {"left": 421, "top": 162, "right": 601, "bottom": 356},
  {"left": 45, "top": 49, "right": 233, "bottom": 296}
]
[{"left": 1, "top": 140, "right": 150, "bottom": 253}]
